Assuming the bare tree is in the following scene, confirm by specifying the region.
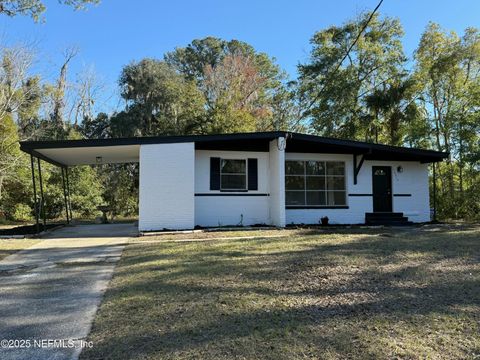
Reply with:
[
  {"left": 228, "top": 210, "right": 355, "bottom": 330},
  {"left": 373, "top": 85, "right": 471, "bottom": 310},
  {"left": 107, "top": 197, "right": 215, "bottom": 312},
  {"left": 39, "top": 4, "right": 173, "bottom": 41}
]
[
  {"left": 68, "top": 64, "right": 105, "bottom": 127},
  {"left": 0, "top": 43, "right": 35, "bottom": 121},
  {"left": 51, "top": 46, "right": 78, "bottom": 129},
  {"left": 0, "top": 42, "right": 37, "bottom": 203}
]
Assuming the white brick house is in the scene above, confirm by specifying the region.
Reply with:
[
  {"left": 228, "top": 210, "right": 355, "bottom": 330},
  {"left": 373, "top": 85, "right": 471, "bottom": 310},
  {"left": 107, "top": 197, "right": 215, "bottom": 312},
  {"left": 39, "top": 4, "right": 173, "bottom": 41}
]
[{"left": 20, "top": 132, "right": 447, "bottom": 231}]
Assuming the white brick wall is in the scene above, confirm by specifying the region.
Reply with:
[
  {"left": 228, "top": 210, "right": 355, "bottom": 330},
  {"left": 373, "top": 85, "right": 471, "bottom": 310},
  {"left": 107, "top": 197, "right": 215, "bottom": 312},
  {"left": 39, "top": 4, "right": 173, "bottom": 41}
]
[
  {"left": 139, "top": 143, "right": 195, "bottom": 231},
  {"left": 285, "top": 153, "right": 431, "bottom": 224},
  {"left": 195, "top": 197, "right": 270, "bottom": 227},
  {"left": 269, "top": 138, "right": 286, "bottom": 227},
  {"left": 137, "top": 143, "right": 431, "bottom": 230},
  {"left": 195, "top": 150, "right": 270, "bottom": 193},
  {"left": 194, "top": 150, "right": 271, "bottom": 226}
]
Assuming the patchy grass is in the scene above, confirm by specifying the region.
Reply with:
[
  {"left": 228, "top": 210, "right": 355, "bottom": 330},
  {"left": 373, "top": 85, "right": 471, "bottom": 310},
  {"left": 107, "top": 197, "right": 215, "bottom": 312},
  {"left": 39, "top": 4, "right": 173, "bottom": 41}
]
[
  {"left": 134, "top": 228, "right": 315, "bottom": 242},
  {"left": 81, "top": 225, "right": 480, "bottom": 360},
  {"left": 0, "top": 239, "right": 40, "bottom": 260}
]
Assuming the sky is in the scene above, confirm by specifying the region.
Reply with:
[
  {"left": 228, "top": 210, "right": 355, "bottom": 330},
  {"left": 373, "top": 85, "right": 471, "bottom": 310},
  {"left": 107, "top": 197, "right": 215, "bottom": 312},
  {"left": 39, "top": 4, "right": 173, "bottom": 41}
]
[{"left": 1, "top": 0, "right": 479, "bottom": 113}]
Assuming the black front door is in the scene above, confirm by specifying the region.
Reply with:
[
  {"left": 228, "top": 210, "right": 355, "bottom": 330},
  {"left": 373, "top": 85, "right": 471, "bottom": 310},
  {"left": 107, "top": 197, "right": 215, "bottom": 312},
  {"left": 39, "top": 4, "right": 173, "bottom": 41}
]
[{"left": 372, "top": 166, "right": 392, "bottom": 212}]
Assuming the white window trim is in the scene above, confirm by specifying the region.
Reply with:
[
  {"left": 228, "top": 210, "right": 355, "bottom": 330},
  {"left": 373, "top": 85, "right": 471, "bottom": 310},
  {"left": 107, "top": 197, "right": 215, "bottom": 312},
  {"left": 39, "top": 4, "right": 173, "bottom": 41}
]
[{"left": 220, "top": 158, "right": 248, "bottom": 191}]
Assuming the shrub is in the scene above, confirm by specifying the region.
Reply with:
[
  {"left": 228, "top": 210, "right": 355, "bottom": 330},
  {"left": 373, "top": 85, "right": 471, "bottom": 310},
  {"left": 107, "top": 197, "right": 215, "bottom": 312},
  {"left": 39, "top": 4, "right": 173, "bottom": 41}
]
[{"left": 12, "top": 204, "right": 32, "bottom": 222}]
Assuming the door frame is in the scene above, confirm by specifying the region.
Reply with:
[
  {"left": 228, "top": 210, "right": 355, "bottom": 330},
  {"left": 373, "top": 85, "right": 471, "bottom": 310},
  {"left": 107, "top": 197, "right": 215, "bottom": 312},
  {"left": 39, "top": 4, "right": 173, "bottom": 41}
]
[{"left": 371, "top": 166, "right": 393, "bottom": 212}]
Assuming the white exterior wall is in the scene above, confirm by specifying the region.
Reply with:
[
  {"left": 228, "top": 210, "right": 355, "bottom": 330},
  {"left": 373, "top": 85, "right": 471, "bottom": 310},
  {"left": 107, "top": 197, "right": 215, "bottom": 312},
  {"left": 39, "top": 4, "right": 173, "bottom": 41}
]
[
  {"left": 285, "top": 153, "right": 430, "bottom": 224},
  {"left": 194, "top": 150, "right": 271, "bottom": 227},
  {"left": 138, "top": 142, "right": 430, "bottom": 230},
  {"left": 269, "top": 138, "right": 286, "bottom": 227},
  {"left": 139, "top": 143, "right": 195, "bottom": 231}
]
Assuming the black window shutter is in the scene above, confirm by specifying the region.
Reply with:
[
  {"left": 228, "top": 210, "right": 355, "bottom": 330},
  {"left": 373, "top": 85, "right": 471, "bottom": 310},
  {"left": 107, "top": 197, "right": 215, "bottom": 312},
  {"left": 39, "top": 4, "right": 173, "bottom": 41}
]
[
  {"left": 248, "top": 158, "right": 258, "bottom": 190},
  {"left": 210, "top": 157, "right": 221, "bottom": 190}
]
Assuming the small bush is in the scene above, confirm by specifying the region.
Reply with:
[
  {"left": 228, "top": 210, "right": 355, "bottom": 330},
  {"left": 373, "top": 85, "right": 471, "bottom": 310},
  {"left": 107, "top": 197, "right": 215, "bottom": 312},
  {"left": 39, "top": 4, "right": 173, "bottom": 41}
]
[{"left": 12, "top": 204, "right": 32, "bottom": 222}]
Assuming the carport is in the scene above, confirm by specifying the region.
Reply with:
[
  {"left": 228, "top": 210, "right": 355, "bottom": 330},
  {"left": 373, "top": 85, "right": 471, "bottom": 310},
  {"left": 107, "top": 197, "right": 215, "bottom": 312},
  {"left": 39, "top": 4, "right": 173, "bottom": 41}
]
[{"left": 20, "top": 139, "right": 141, "bottom": 233}]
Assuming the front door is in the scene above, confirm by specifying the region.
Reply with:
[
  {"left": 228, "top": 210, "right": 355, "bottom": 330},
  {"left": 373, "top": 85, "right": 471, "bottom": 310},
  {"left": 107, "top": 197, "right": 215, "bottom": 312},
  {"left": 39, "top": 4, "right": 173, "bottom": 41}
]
[{"left": 372, "top": 166, "right": 392, "bottom": 212}]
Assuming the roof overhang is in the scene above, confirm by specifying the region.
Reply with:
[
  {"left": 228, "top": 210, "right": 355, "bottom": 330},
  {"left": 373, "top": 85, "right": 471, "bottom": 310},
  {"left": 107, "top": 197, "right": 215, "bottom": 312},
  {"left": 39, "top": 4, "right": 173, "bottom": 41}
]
[
  {"left": 29, "top": 145, "right": 140, "bottom": 166},
  {"left": 286, "top": 133, "right": 449, "bottom": 163},
  {"left": 19, "top": 131, "right": 448, "bottom": 166}
]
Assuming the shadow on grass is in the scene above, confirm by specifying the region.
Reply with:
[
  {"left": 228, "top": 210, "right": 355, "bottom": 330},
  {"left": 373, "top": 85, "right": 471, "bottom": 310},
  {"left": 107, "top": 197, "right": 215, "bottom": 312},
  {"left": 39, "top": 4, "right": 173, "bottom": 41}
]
[{"left": 81, "top": 227, "right": 480, "bottom": 359}]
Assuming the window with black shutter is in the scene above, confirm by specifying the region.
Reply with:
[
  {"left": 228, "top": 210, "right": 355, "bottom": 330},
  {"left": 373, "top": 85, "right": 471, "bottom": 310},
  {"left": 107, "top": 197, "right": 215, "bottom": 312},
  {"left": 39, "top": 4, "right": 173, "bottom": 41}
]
[
  {"left": 247, "top": 158, "right": 258, "bottom": 190},
  {"left": 210, "top": 157, "right": 221, "bottom": 190},
  {"left": 210, "top": 157, "right": 258, "bottom": 191}
]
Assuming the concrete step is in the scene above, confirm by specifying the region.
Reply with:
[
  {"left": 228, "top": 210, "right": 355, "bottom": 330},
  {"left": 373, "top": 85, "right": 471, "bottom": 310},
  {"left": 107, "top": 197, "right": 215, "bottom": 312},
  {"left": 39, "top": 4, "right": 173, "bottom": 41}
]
[
  {"left": 365, "top": 212, "right": 404, "bottom": 218},
  {"left": 365, "top": 212, "right": 412, "bottom": 226},
  {"left": 366, "top": 216, "right": 409, "bottom": 222},
  {"left": 366, "top": 220, "right": 414, "bottom": 226}
]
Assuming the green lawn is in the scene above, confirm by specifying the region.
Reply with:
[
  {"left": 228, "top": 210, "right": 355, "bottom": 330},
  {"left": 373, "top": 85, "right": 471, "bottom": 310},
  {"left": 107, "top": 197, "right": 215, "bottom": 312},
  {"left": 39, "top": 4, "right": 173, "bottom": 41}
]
[
  {"left": 81, "top": 225, "right": 480, "bottom": 360},
  {"left": 0, "top": 239, "right": 40, "bottom": 260}
]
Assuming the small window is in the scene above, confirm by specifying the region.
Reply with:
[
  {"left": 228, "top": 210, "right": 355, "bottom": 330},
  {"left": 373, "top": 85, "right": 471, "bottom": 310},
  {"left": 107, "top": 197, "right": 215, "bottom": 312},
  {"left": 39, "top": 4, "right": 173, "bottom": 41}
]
[{"left": 221, "top": 159, "right": 246, "bottom": 190}]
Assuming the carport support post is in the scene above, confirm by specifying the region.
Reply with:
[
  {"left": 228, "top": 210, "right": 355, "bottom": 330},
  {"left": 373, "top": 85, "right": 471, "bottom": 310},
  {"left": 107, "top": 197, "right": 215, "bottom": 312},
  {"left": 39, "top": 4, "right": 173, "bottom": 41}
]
[
  {"left": 37, "top": 158, "right": 46, "bottom": 227},
  {"left": 432, "top": 162, "right": 437, "bottom": 222},
  {"left": 30, "top": 154, "right": 40, "bottom": 234},
  {"left": 65, "top": 167, "right": 73, "bottom": 221},
  {"left": 61, "top": 167, "right": 70, "bottom": 224}
]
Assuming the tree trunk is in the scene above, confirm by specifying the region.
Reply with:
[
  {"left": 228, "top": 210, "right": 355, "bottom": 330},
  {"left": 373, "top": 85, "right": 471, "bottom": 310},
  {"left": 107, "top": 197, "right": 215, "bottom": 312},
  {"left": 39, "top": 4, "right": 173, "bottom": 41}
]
[{"left": 53, "top": 48, "right": 78, "bottom": 135}]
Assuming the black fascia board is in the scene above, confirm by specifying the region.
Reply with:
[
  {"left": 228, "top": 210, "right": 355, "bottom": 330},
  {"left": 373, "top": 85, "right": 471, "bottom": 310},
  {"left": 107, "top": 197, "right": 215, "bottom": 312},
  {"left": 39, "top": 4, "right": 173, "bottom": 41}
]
[
  {"left": 19, "top": 130, "right": 449, "bottom": 164},
  {"left": 286, "top": 132, "right": 448, "bottom": 162},
  {"left": 19, "top": 131, "right": 286, "bottom": 151}
]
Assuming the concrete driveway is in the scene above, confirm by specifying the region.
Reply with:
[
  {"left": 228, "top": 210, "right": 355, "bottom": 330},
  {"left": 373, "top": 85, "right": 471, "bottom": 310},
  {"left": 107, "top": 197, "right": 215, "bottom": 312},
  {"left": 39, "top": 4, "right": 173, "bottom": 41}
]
[{"left": 0, "top": 224, "right": 136, "bottom": 360}]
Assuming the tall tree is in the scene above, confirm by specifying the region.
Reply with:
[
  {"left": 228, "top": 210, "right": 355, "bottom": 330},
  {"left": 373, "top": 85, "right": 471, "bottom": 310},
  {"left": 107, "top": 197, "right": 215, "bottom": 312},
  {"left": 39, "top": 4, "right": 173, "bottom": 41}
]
[
  {"left": 165, "top": 36, "right": 288, "bottom": 133},
  {"left": 0, "top": 44, "right": 35, "bottom": 122},
  {"left": 298, "top": 12, "right": 407, "bottom": 141},
  {"left": 118, "top": 58, "right": 205, "bottom": 136},
  {"left": 51, "top": 47, "right": 78, "bottom": 134},
  {"left": 0, "top": 114, "right": 22, "bottom": 203},
  {"left": 364, "top": 77, "right": 421, "bottom": 145},
  {"left": 414, "top": 23, "right": 480, "bottom": 218},
  {"left": 0, "top": 43, "right": 37, "bottom": 212},
  {"left": 69, "top": 65, "right": 105, "bottom": 128},
  {"left": 202, "top": 52, "right": 270, "bottom": 133}
]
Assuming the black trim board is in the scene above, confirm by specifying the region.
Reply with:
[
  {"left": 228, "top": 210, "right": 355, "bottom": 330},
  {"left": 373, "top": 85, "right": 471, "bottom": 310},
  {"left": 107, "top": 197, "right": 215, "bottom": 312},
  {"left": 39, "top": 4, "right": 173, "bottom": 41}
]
[
  {"left": 288, "top": 133, "right": 448, "bottom": 160},
  {"left": 286, "top": 206, "right": 349, "bottom": 209},
  {"left": 20, "top": 131, "right": 285, "bottom": 150},
  {"left": 20, "top": 131, "right": 449, "bottom": 166},
  {"left": 195, "top": 193, "right": 269, "bottom": 196},
  {"left": 350, "top": 193, "right": 411, "bottom": 197}
]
